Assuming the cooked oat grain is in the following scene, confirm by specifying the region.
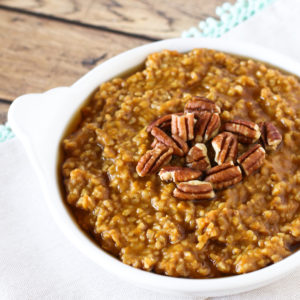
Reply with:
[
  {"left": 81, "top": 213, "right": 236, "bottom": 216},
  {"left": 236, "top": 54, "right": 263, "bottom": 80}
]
[{"left": 62, "top": 49, "right": 300, "bottom": 278}]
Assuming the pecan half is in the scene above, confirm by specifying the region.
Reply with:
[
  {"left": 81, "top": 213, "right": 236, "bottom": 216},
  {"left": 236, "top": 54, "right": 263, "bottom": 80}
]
[
  {"left": 259, "top": 122, "right": 282, "bottom": 151},
  {"left": 171, "top": 113, "right": 195, "bottom": 141},
  {"left": 136, "top": 144, "right": 173, "bottom": 177},
  {"left": 147, "top": 113, "right": 184, "bottom": 133},
  {"left": 237, "top": 144, "right": 265, "bottom": 176},
  {"left": 224, "top": 120, "right": 261, "bottom": 144},
  {"left": 146, "top": 114, "right": 172, "bottom": 133},
  {"left": 151, "top": 138, "right": 159, "bottom": 148},
  {"left": 173, "top": 180, "right": 215, "bottom": 200},
  {"left": 159, "top": 166, "right": 202, "bottom": 182},
  {"left": 151, "top": 127, "right": 188, "bottom": 157},
  {"left": 194, "top": 112, "right": 221, "bottom": 142},
  {"left": 184, "top": 96, "right": 221, "bottom": 114},
  {"left": 212, "top": 132, "right": 238, "bottom": 165},
  {"left": 205, "top": 161, "right": 242, "bottom": 189},
  {"left": 186, "top": 143, "right": 211, "bottom": 171},
  {"left": 172, "top": 134, "right": 189, "bottom": 156}
]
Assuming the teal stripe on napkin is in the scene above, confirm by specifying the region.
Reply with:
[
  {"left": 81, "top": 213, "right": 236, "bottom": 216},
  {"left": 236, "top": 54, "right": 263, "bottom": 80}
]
[
  {"left": 182, "top": 0, "right": 277, "bottom": 38},
  {"left": 0, "top": 123, "right": 15, "bottom": 143}
]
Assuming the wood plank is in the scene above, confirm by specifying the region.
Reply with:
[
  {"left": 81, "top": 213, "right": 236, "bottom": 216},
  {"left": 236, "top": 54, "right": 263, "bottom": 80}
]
[
  {"left": 0, "top": 9, "right": 146, "bottom": 101},
  {"left": 0, "top": 102, "right": 10, "bottom": 124},
  {"left": 0, "top": 0, "right": 232, "bottom": 39}
]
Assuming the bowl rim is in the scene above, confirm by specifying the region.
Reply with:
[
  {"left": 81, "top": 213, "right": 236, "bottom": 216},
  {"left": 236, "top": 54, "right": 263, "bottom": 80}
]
[{"left": 8, "top": 37, "right": 300, "bottom": 295}]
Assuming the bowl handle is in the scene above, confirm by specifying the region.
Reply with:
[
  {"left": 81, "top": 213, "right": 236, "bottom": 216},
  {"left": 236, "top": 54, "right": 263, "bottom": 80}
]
[
  {"left": 8, "top": 87, "right": 73, "bottom": 140},
  {"left": 7, "top": 87, "right": 76, "bottom": 174}
]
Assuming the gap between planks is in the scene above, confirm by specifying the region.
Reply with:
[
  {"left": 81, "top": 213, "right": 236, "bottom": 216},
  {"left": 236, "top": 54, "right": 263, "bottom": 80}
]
[
  {"left": 0, "top": 9, "right": 148, "bottom": 102},
  {"left": 0, "top": 5, "right": 158, "bottom": 42},
  {"left": 0, "top": 0, "right": 232, "bottom": 39},
  {"left": 0, "top": 101, "right": 10, "bottom": 124}
]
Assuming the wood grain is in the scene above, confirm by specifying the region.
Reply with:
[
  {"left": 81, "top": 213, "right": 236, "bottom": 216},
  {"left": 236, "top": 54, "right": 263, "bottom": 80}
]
[
  {"left": 0, "top": 9, "right": 146, "bottom": 101},
  {"left": 0, "top": 0, "right": 232, "bottom": 39}
]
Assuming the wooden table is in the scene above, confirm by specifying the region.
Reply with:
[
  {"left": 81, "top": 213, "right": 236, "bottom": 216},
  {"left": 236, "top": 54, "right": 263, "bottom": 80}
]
[{"left": 0, "top": 0, "right": 230, "bottom": 124}]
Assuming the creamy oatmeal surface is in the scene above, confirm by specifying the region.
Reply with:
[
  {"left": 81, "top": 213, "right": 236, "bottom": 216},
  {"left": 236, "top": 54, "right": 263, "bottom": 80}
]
[{"left": 62, "top": 49, "right": 300, "bottom": 278}]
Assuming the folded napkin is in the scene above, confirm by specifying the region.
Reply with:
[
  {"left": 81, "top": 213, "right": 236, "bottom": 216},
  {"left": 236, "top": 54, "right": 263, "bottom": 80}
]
[{"left": 1, "top": 0, "right": 300, "bottom": 299}]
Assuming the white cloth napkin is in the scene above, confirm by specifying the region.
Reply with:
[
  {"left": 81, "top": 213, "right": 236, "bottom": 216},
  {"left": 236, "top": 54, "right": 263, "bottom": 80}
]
[
  {"left": 222, "top": 0, "right": 300, "bottom": 62},
  {"left": 1, "top": 1, "right": 300, "bottom": 299}
]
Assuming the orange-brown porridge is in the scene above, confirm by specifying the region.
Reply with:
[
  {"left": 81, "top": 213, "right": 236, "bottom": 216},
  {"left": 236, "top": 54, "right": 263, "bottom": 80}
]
[{"left": 61, "top": 49, "right": 300, "bottom": 278}]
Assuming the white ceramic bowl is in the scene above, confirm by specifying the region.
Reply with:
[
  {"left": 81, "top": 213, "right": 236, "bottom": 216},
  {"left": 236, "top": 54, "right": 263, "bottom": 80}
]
[{"left": 8, "top": 38, "right": 300, "bottom": 297}]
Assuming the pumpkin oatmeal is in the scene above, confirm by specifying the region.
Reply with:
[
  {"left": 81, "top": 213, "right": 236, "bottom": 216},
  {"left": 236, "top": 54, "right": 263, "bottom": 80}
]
[{"left": 62, "top": 49, "right": 300, "bottom": 278}]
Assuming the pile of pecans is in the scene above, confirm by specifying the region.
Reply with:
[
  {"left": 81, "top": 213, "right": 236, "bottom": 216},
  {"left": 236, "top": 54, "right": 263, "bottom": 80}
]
[{"left": 136, "top": 96, "right": 282, "bottom": 200}]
